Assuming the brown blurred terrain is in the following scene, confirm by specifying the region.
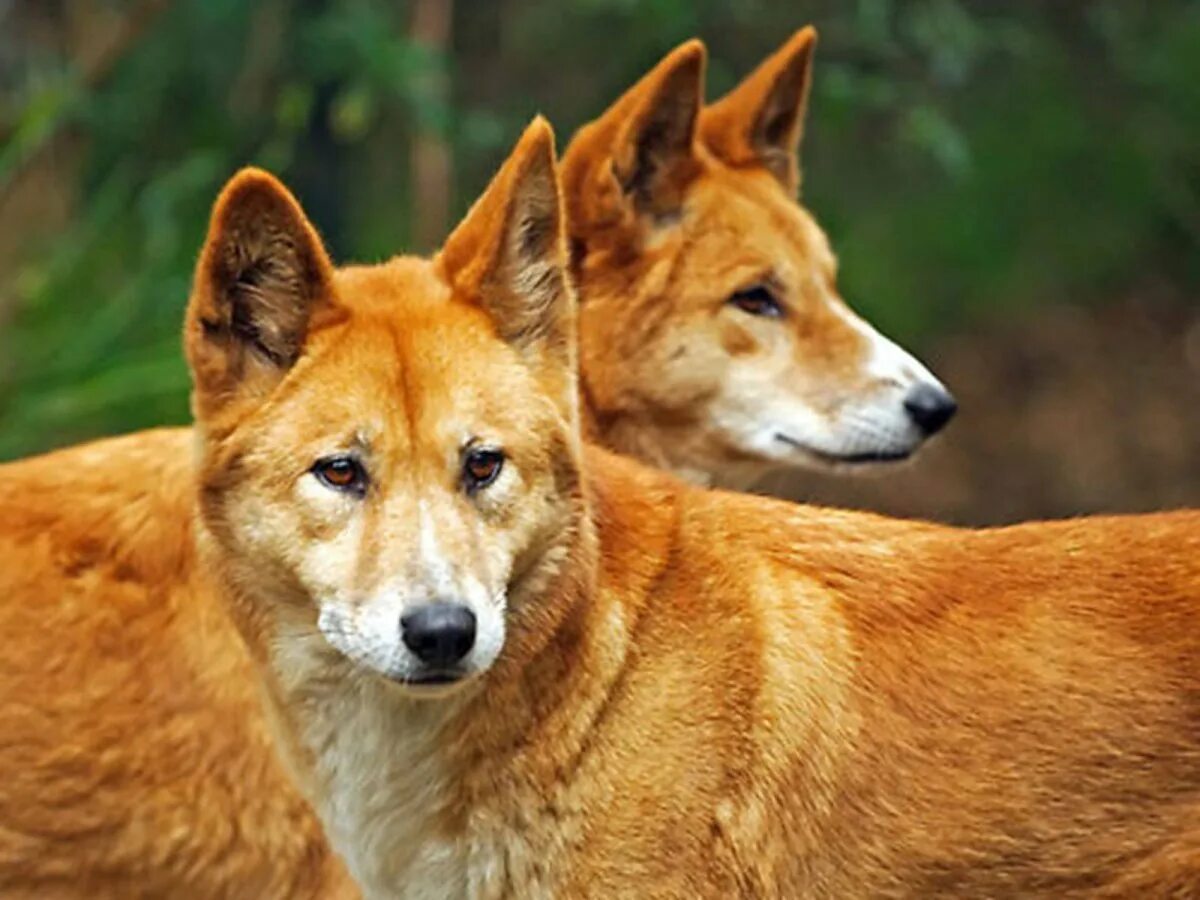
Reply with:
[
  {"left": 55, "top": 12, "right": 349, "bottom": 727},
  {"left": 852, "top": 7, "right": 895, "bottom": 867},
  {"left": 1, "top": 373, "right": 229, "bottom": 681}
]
[{"left": 764, "top": 288, "right": 1200, "bottom": 526}]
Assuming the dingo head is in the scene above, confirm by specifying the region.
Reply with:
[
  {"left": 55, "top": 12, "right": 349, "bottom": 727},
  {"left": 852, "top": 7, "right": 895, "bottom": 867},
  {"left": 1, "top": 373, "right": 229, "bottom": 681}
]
[
  {"left": 186, "top": 121, "right": 585, "bottom": 696},
  {"left": 562, "top": 29, "right": 955, "bottom": 487}
]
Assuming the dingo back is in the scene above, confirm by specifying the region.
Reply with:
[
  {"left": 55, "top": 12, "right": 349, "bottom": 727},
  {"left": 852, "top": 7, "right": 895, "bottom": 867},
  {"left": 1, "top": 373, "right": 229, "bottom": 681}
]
[
  {"left": 0, "top": 428, "right": 359, "bottom": 898},
  {"left": 564, "top": 31, "right": 956, "bottom": 486}
]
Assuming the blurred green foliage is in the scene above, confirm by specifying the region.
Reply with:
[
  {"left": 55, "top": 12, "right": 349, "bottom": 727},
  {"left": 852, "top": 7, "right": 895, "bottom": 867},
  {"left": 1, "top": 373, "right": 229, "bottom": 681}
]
[{"left": 0, "top": 0, "right": 1197, "bottom": 460}]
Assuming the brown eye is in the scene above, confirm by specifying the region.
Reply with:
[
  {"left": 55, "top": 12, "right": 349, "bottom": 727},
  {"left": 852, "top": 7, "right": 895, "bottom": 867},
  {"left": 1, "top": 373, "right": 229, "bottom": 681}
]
[
  {"left": 728, "top": 285, "right": 784, "bottom": 319},
  {"left": 312, "top": 456, "right": 367, "bottom": 495},
  {"left": 462, "top": 448, "right": 504, "bottom": 493}
]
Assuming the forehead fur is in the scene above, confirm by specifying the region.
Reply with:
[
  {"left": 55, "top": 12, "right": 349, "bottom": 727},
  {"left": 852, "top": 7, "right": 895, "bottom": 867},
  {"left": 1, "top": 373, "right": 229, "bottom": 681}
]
[
  {"left": 681, "top": 158, "right": 836, "bottom": 280},
  {"left": 230, "top": 257, "right": 556, "bottom": 457},
  {"left": 570, "top": 151, "right": 837, "bottom": 320},
  {"left": 562, "top": 127, "right": 832, "bottom": 290}
]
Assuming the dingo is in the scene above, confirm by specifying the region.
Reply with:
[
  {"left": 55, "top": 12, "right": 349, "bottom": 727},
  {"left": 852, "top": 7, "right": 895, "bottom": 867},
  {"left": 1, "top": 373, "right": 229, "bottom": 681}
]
[
  {"left": 0, "top": 30, "right": 953, "bottom": 899},
  {"left": 183, "top": 122, "right": 1200, "bottom": 898},
  {"left": 566, "top": 30, "right": 955, "bottom": 487}
]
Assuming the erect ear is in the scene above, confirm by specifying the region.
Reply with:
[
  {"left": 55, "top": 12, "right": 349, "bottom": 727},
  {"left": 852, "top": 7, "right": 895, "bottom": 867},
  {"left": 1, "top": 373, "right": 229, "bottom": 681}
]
[
  {"left": 611, "top": 40, "right": 705, "bottom": 217},
  {"left": 700, "top": 27, "right": 816, "bottom": 194},
  {"left": 185, "top": 168, "right": 336, "bottom": 418},
  {"left": 438, "top": 116, "right": 573, "bottom": 364},
  {"left": 561, "top": 40, "right": 705, "bottom": 230}
]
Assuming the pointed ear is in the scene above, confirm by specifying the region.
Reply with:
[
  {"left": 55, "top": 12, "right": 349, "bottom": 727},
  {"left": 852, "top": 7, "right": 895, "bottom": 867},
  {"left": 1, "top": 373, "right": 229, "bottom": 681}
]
[
  {"left": 611, "top": 40, "right": 705, "bottom": 216},
  {"left": 700, "top": 27, "right": 817, "bottom": 193},
  {"left": 185, "top": 168, "right": 336, "bottom": 417},
  {"left": 561, "top": 40, "right": 705, "bottom": 230},
  {"left": 438, "top": 116, "right": 573, "bottom": 362}
]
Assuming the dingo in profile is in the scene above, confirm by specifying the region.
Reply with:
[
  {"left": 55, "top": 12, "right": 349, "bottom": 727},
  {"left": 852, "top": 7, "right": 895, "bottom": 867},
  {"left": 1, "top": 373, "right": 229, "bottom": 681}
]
[
  {"left": 565, "top": 29, "right": 955, "bottom": 487},
  {"left": 176, "top": 121, "right": 1200, "bottom": 898}
]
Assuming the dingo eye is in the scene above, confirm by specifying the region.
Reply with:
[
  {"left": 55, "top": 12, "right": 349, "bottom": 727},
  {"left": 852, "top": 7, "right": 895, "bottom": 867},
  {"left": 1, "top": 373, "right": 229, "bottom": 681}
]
[
  {"left": 463, "top": 448, "right": 504, "bottom": 493},
  {"left": 729, "top": 286, "right": 784, "bottom": 319},
  {"left": 312, "top": 456, "right": 367, "bottom": 496}
]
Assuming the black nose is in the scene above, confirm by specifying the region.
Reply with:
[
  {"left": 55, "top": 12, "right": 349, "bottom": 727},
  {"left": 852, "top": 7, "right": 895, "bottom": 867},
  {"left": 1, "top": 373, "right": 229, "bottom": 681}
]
[
  {"left": 903, "top": 383, "right": 958, "bottom": 436},
  {"left": 400, "top": 603, "right": 476, "bottom": 668}
]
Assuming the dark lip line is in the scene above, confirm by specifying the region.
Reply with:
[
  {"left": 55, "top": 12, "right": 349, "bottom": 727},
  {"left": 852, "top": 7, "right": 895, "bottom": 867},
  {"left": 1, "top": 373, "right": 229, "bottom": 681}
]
[
  {"left": 774, "top": 433, "right": 911, "bottom": 466},
  {"left": 399, "top": 670, "right": 466, "bottom": 686}
]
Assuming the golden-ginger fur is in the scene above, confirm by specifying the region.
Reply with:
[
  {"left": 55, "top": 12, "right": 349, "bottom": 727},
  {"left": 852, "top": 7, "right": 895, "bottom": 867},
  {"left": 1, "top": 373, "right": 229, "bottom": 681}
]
[{"left": 0, "top": 432, "right": 358, "bottom": 899}]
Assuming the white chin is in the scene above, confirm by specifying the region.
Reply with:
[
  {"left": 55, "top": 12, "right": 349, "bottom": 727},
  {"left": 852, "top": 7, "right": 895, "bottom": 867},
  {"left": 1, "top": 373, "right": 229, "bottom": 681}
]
[{"left": 770, "top": 433, "right": 917, "bottom": 470}]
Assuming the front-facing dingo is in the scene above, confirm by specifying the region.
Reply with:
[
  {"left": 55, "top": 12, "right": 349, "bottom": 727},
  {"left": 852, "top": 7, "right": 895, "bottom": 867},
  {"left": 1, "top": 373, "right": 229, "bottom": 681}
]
[
  {"left": 181, "top": 122, "right": 1200, "bottom": 897},
  {"left": 565, "top": 30, "right": 956, "bottom": 487}
]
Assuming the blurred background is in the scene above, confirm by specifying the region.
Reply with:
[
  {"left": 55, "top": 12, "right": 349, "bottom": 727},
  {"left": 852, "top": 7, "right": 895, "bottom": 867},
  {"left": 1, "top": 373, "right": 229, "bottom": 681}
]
[{"left": 1, "top": 0, "right": 1197, "bottom": 524}]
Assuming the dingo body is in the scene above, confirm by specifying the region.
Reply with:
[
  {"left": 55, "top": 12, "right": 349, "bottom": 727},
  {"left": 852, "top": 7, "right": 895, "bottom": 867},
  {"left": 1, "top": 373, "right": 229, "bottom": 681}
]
[
  {"left": 270, "top": 451, "right": 1200, "bottom": 898},
  {"left": 177, "top": 124, "right": 1199, "bottom": 898}
]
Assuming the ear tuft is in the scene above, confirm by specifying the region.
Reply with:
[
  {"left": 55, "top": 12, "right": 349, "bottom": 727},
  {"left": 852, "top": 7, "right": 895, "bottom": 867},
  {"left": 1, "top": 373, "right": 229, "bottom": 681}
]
[
  {"left": 700, "top": 27, "right": 817, "bottom": 193},
  {"left": 490, "top": 117, "right": 567, "bottom": 348},
  {"left": 186, "top": 168, "right": 335, "bottom": 414},
  {"left": 610, "top": 40, "right": 705, "bottom": 216},
  {"left": 439, "top": 117, "right": 573, "bottom": 358},
  {"left": 560, "top": 40, "right": 706, "bottom": 233}
]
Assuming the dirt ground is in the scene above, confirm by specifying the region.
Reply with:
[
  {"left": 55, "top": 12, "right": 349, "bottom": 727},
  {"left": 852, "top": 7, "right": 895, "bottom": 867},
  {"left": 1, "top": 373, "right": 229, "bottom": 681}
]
[{"left": 760, "top": 291, "right": 1200, "bottom": 527}]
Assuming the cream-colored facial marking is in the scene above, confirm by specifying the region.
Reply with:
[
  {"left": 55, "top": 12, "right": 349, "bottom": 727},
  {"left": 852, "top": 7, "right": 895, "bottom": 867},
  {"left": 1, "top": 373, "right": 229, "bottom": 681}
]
[
  {"left": 311, "top": 492, "right": 509, "bottom": 695},
  {"left": 564, "top": 31, "right": 956, "bottom": 489},
  {"left": 656, "top": 173, "right": 955, "bottom": 488},
  {"left": 709, "top": 308, "right": 951, "bottom": 472},
  {"left": 700, "top": 200, "right": 952, "bottom": 474}
]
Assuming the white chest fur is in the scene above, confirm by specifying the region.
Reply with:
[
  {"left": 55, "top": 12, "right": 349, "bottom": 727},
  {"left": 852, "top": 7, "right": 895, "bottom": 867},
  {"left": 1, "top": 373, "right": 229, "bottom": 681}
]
[
  {"left": 269, "top": 631, "right": 479, "bottom": 899},
  {"left": 305, "top": 680, "right": 467, "bottom": 898},
  {"left": 268, "top": 632, "right": 592, "bottom": 899},
  {"left": 285, "top": 678, "right": 572, "bottom": 900}
]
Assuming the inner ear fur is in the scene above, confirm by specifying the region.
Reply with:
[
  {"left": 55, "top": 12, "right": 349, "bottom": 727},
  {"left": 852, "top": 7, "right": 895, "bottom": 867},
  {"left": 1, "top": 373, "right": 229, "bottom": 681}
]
[
  {"left": 700, "top": 27, "right": 817, "bottom": 193},
  {"left": 439, "top": 116, "right": 574, "bottom": 362},
  {"left": 185, "top": 168, "right": 335, "bottom": 415},
  {"left": 611, "top": 40, "right": 705, "bottom": 216},
  {"left": 561, "top": 40, "right": 706, "bottom": 233}
]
